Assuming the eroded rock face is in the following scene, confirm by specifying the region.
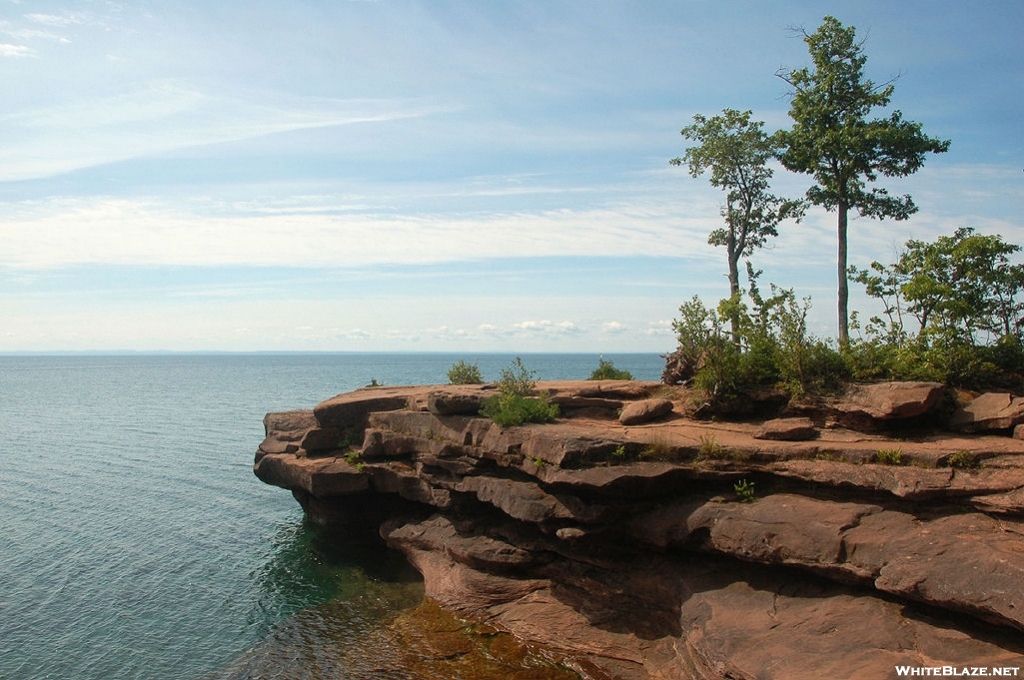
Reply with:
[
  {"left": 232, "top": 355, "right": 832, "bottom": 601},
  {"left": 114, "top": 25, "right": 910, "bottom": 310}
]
[
  {"left": 952, "top": 392, "right": 1024, "bottom": 433},
  {"left": 254, "top": 380, "right": 1024, "bottom": 678}
]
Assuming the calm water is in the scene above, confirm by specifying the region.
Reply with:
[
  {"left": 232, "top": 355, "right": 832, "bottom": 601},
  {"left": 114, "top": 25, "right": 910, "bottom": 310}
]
[{"left": 0, "top": 353, "right": 664, "bottom": 680}]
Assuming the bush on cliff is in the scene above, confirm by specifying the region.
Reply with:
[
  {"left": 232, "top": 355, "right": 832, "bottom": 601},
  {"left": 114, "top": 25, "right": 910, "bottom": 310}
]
[
  {"left": 447, "top": 360, "right": 484, "bottom": 384},
  {"left": 672, "top": 275, "right": 848, "bottom": 403},
  {"left": 589, "top": 357, "right": 633, "bottom": 380},
  {"left": 847, "top": 228, "right": 1024, "bottom": 390},
  {"left": 480, "top": 357, "right": 559, "bottom": 427},
  {"left": 669, "top": 229, "right": 1024, "bottom": 402}
]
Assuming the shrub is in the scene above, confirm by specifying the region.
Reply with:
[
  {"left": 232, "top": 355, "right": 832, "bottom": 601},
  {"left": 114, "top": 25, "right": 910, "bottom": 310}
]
[
  {"left": 734, "top": 479, "right": 756, "bottom": 503},
  {"left": 946, "top": 449, "right": 979, "bottom": 470},
  {"left": 670, "top": 281, "right": 850, "bottom": 403},
  {"left": 479, "top": 357, "right": 559, "bottom": 427},
  {"left": 640, "top": 435, "right": 672, "bottom": 459},
  {"left": 589, "top": 357, "right": 634, "bottom": 380},
  {"left": 874, "top": 448, "right": 903, "bottom": 466},
  {"left": 447, "top": 360, "right": 483, "bottom": 384},
  {"left": 480, "top": 392, "right": 559, "bottom": 427}
]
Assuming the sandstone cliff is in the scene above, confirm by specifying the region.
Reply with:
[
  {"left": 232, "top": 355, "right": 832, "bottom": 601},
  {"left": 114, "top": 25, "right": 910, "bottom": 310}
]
[{"left": 254, "top": 380, "right": 1024, "bottom": 679}]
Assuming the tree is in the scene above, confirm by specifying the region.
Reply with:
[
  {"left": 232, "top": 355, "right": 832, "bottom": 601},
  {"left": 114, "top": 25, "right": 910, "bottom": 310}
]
[
  {"left": 852, "top": 228, "right": 1024, "bottom": 346},
  {"left": 775, "top": 16, "right": 951, "bottom": 344},
  {"left": 671, "top": 109, "right": 804, "bottom": 340}
]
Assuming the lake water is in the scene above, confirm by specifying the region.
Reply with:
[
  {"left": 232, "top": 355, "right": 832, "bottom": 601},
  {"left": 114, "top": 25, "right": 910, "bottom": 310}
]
[{"left": 0, "top": 353, "right": 665, "bottom": 680}]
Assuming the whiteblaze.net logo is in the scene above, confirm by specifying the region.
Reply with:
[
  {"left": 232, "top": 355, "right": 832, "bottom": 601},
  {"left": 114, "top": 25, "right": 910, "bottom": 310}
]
[{"left": 895, "top": 668, "right": 1021, "bottom": 677}]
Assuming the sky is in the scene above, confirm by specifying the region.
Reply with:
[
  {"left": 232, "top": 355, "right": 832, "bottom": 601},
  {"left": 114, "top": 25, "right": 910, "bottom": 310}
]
[{"left": 1, "top": 0, "right": 1021, "bottom": 353}]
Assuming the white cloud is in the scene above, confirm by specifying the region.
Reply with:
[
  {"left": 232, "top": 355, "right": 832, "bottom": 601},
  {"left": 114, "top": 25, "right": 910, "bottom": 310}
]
[
  {"left": 0, "top": 43, "right": 33, "bottom": 56},
  {"left": 602, "top": 321, "right": 628, "bottom": 334},
  {"left": 643, "top": 320, "right": 675, "bottom": 336},
  {"left": 338, "top": 328, "right": 371, "bottom": 340},
  {"left": 0, "top": 195, "right": 710, "bottom": 270},
  {"left": 508, "top": 320, "right": 584, "bottom": 336}
]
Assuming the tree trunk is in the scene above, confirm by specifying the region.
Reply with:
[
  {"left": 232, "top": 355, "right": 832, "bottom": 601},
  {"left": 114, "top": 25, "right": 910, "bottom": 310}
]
[
  {"left": 727, "top": 251, "right": 741, "bottom": 344},
  {"left": 837, "top": 200, "right": 849, "bottom": 345}
]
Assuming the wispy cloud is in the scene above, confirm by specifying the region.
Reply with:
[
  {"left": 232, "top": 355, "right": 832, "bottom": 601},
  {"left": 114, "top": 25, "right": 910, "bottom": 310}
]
[
  {"left": 0, "top": 84, "right": 453, "bottom": 181},
  {"left": 0, "top": 194, "right": 714, "bottom": 270},
  {"left": 0, "top": 43, "right": 32, "bottom": 56},
  {"left": 24, "top": 12, "right": 90, "bottom": 27}
]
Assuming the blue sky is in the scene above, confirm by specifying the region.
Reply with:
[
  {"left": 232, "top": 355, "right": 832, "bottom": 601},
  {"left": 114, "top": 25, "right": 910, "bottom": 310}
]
[{"left": 1, "top": 0, "right": 1021, "bottom": 352}]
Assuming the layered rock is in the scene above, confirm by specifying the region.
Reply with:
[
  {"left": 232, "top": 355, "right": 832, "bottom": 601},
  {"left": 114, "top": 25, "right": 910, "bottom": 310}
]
[{"left": 255, "top": 381, "right": 1024, "bottom": 679}]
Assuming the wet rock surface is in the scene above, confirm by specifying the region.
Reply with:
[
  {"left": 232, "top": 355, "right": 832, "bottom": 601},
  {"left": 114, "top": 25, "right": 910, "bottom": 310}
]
[{"left": 255, "top": 381, "right": 1024, "bottom": 678}]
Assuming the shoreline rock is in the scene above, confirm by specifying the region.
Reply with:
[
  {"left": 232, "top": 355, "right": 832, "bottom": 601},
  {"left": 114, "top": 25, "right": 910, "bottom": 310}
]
[{"left": 254, "top": 380, "right": 1024, "bottom": 678}]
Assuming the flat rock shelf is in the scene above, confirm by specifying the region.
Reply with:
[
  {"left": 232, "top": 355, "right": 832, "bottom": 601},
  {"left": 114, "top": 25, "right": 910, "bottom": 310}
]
[{"left": 255, "top": 381, "right": 1024, "bottom": 679}]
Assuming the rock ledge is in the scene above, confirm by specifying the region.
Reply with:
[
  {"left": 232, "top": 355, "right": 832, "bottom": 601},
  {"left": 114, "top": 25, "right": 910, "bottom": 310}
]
[{"left": 255, "top": 381, "right": 1024, "bottom": 679}]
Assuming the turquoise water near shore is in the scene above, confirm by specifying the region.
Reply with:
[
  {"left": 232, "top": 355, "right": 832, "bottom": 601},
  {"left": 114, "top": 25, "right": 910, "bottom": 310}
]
[{"left": 0, "top": 353, "right": 664, "bottom": 680}]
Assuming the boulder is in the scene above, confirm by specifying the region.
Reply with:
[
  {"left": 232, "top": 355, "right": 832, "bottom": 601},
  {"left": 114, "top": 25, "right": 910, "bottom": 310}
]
[
  {"left": 754, "top": 417, "right": 818, "bottom": 441},
  {"left": 619, "top": 398, "right": 674, "bottom": 425},
  {"left": 951, "top": 392, "right": 1024, "bottom": 433},
  {"left": 834, "top": 381, "right": 944, "bottom": 422}
]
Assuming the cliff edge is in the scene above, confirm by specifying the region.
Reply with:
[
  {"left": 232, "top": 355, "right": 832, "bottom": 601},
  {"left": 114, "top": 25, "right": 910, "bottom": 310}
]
[{"left": 254, "top": 380, "right": 1024, "bottom": 679}]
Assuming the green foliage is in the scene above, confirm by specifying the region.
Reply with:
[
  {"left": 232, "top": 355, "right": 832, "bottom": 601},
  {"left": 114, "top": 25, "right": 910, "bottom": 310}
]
[
  {"left": 849, "top": 228, "right": 1024, "bottom": 389},
  {"left": 479, "top": 357, "right": 559, "bottom": 428},
  {"left": 698, "top": 434, "right": 724, "bottom": 459},
  {"left": 671, "top": 109, "right": 804, "bottom": 334},
  {"left": 696, "top": 434, "right": 747, "bottom": 462},
  {"left": 874, "top": 448, "right": 903, "bottom": 466},
  {"left": 480, "top": 392, "right": 559, "bottom": 428},
  {"left": 775, "top": 16, "right": 950, "bottom": 342},
  {"left": 851, "top": 228, "right": 1024, "bottom": 345},
  {"left": 589, "top": 357, "right": 634, "bottom": 380},
  {"left": 447, "top": 360, "right": 484, "bottom": 385},
  {"left": 640, "top": 435, "right": 672, "bottom": 460},
  {"left": 671, "top": 270, "right": 849, "bottom": 402},
  {"left": 612, "top": 445, "right": 628, "bottom": 459},
  {"left": 497, "top": 356, "right": 538, "bottom": 397},
  {"left": 345, "top": 450, "right": 361, "bottom": 465},
  {"left": 733, "top": 479, "right": 756, "bottom": 503},
  {"left": 946, "top": 450, "right": 979, "bottom": 470}
]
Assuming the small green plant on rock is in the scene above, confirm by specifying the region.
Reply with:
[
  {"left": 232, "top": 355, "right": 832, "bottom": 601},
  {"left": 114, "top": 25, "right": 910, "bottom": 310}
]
[
  {"left": 640, "top": 435, "right": 672, "bottom": 460},
  {"left": 480, "top": 357, "right": 559, "bottom": 428},
  {"left": 699, "top": 434, "right": 723, "bottom": 458},
  {"left": 734, "top": 479, "right": 756, "bottom": 503},
  {"left": 874, "top": 448, "right": 903, "bottom": 466},
  {"left": 447, "top": 360, "right": 484, "bottom": 385},
  {"left": 613, "top": 444, "right": 628, "bottom": 459},
  {"left": 697, "top": 434, "right": 747, "bottom": 462},
  {"left": 589, "top": 357, "right": 634, "bottom": 380},
  {"left": 947, "top": 449, "right": 979, "bottom": 470}
]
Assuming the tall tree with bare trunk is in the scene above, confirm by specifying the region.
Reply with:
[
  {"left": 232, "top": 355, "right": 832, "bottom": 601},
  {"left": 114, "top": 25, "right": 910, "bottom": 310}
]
[{"left": 775, "top": 16, "right": 950, "bottom": 345}]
